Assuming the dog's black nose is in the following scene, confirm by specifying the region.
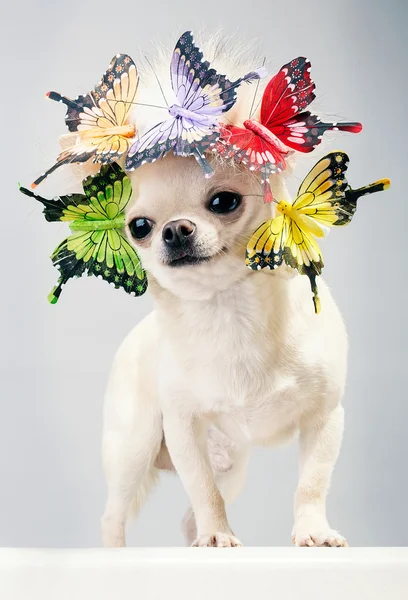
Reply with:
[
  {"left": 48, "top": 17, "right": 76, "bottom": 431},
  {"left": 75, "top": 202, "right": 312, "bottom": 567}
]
[{"left": 162, "top": 219, "right": 196, "bottom": 247}]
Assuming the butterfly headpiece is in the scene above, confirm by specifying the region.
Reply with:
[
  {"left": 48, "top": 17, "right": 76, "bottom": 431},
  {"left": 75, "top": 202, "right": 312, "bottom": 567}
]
[{"left": 24, "top": 31, "right": 390, "bottom": 312}]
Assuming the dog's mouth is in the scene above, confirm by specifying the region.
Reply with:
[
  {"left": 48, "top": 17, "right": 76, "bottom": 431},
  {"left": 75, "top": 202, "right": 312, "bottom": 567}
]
[
  {"left": 167, "top": 253, "right": 214, "bottom": 267},
  {"left": 165, "top": 247, "right": 228, "bottom": 268}
]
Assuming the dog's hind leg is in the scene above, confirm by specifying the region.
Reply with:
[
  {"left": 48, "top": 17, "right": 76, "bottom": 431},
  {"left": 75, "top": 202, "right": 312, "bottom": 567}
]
[{"left": 102, "top": 460, "right": 159, "bottom": 547}]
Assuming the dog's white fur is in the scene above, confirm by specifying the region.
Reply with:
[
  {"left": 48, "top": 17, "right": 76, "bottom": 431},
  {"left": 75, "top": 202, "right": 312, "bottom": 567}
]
[{"left": 100, "top": 33, "right": 348, "bottom": 548}]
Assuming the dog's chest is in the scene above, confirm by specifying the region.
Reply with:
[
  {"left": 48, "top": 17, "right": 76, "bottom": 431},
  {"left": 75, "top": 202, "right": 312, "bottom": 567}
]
[
  {"left": 160, "top": 281, "right": 302, "bottom": 421},
  {"left": 187, "top": 318, "right": 263, "bottom": 406}
]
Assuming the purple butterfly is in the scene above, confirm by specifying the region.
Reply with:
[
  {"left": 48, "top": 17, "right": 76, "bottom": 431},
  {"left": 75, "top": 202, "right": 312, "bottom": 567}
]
[{"left": 125, "top": 31, "right": 266, "bottom": 177}]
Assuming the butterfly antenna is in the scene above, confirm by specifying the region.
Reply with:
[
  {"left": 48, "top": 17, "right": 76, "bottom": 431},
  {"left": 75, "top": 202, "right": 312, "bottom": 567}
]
[
  {"left": 126, "top": 74, "right": 166, "bottom": 110},
  {"left": 145, "top": 55, "right": 169, "bottom": 107},
  {"left": 63, "top": 100, "right": 168, "bottom": 122},
  {"left": 249, "top": 57, "right": 266, "bottom": 119},
  {"left": 131, "top": 102, "right": 168, "bottom": 110},
  {"left": 89, "top": 91, "right": 99, "bottom": 110},
  {"left": 220, "top": 114, "right": 236, "bottom": 127},
  {"left": 131, "top": 75, "right": 141, "bottom": 108},
  {"left": 251, "top": 97, "right": 264, "bottom": 121}
]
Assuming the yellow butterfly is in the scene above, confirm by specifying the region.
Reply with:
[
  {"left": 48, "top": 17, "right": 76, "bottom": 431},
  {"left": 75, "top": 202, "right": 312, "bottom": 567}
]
[
  {"left": 32, "top": 54, "right": 138, "bottom": 188},
  {"left": 246, "top": 152, "right": 390, "bottom": 313}
]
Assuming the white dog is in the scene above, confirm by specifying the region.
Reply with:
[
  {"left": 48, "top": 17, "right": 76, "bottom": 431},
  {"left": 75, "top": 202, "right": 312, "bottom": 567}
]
[{"left": 100, "top": 35, "right": 349, "bottom": 548}]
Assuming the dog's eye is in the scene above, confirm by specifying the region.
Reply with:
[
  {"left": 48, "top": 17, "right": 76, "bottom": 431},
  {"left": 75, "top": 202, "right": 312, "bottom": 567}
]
[
  {"left": 128, "top": 218, "right": 154, "bottom": 240},
  {"left": 208, "top": 192, "right": 242, "bottom": 214}
]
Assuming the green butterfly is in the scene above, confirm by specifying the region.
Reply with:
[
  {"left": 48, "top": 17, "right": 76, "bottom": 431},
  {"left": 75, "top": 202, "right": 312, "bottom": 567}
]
[{"left": 19, "top": 163, "right": 147, "bottom": 303}]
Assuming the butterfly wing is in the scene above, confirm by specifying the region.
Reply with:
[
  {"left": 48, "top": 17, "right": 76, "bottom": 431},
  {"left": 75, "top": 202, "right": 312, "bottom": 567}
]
[
  {"left": 292, "top": 152, "right": 389, "bottom": 227},
  {"left": 172, "top": 31, "right": 263, "bottom": 116},
  {"left": 18, "top": 185, "right": 86, "bottom": 221},
  {"left": 341, "top": 178, "right": 390, "bottom": 224},
  {"left": 23, "top": 163, "right": 129, "bottom": 221},
  {"left": 245, "top": 211, "right": 323, "bottom": 313},
  {"left": 291, "top": 152, "right": 352, "bottom": 225},
  {"left": 80, "top": 162, "right": 133, "bottom": 217},
  {"left": 48, "top": 228, "right": 147, "bottom": 303},
  {"left": 126, "top": 118, "right": 182, "bottom": 169},
  {"left": 246, "top": 215, "right": 288, "bottom": 270},
  {"left": 127, "top": 31, "right": 264, "bottom": 175},
  {"left": 260, "top": 57, "right": 361, "bottom": 153},
  {"left": 261, "top": 57, "right": 315, "bottom": 129},
  {"left": 282, "top": 218, "right": 324, "bottom": 314},
  {"left": 32, "top": 54, "right": 138, "bottom": 187},
  {"left": 52, "top": 54, "right": 138, "bottom": 136},
  {"left": 22, "top": 164, "right": 148, "bottom": 302},
  {"left": 271, "top": 112, "right": 362, "bottom": 153}
]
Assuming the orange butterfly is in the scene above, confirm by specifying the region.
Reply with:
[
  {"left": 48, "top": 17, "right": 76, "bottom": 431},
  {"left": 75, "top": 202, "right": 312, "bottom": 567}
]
[{"left": 32, "top": 54, "right": 138, "bottom": 188}]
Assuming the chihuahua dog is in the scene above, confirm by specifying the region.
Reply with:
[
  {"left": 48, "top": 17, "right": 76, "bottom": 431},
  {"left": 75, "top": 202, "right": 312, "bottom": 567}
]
[{"left": 100, "top": 36, "right": 348, "bottom": 548}]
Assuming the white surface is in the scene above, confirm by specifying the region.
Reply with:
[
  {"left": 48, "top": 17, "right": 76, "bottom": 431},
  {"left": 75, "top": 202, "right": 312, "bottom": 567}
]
[{"left": 0, "top": 548, "right": 407, "bottom": 600}]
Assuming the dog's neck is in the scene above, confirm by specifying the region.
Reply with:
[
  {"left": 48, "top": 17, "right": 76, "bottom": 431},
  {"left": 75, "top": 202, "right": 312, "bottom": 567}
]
[{"left": 148, "top": 267, "right": 294, "bottom": 337}]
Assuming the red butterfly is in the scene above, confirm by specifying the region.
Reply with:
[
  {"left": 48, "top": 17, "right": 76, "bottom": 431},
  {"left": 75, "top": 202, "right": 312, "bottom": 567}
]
[{"left": 217, "top": 57, "right": 362, "bottom": 202}]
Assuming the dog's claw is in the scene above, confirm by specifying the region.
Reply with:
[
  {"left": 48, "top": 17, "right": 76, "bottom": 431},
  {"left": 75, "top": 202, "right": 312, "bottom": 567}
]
[
  {"left": 292, "top": 516, "right": 348, "bottom": 547},
  {"left": 293, "top": 529, "right": 348, "bottom": 547},
  {"left": 192, "top": 532, "right": 243, "bottom": 547}
]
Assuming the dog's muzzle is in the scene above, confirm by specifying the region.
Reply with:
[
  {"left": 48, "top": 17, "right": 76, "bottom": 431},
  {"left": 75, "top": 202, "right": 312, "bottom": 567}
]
[{"left": 161, "top": 219, "right": 213, "bottom": 267}]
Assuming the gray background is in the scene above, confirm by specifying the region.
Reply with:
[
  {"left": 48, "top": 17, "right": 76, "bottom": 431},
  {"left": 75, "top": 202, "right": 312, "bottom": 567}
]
[{"left": 1, "top": 0, "right": 407, "bottom": 547}]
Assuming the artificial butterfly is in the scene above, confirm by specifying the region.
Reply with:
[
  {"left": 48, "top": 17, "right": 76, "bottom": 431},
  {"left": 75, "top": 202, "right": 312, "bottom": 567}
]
[
  {"left": 125, "top": 31, "right": 265, "bottom": 177},
  {"left": 20, "top": 163, "right": 147, "bottom": 303},
  {"left": 246, "top": 152, "right": 390, "bottom": 313},
  {"left": 31, "top": 54, "right": 138, "bottom": 188},
  {"left": 217, "top": 57, "right": 362, "bottom": 202}
]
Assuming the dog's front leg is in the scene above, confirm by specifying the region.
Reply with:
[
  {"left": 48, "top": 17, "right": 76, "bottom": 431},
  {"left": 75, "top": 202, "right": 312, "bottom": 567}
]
[
  {"left": 163, "top": 409, "right": 242, "bottom": 547},
  {"left": 292, "top": 404, "right": 348, "bottom": 547}
]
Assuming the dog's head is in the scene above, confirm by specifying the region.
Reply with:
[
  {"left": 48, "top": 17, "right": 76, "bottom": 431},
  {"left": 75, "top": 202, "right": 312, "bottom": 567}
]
[
  {"left": 119, "top": 34, "right": 293, "bottom": 301},
  {"left": 125, "top": 153, "right": 276, "bottom": 300}
]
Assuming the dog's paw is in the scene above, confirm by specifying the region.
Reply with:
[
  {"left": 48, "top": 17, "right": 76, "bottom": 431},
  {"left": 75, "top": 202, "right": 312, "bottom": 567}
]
[
  {"left": 293, "top": 530, "right": 348, "bottom": 547},
  {"left": 192, "top": 532, "right": 243, "bottom": 547},
  {"left": 292, "top": 517, "right": 348, "bottom": 547}
]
